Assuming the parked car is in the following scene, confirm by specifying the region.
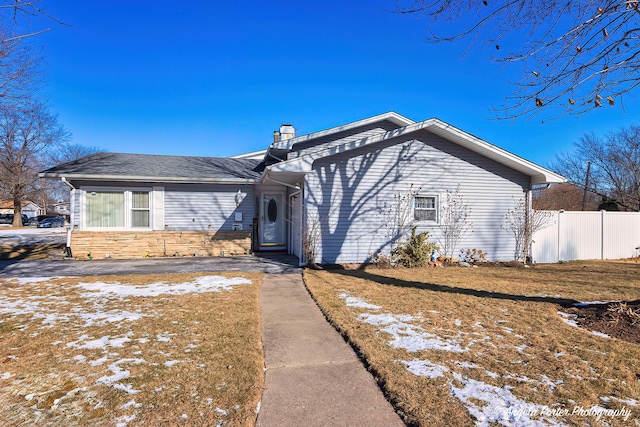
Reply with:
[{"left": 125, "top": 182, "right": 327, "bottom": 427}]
[
  {"left": 0, "top": 214, "right": 30, "bottom": 225},
  {"left": 37, "top": 216, "right": 65, "bottom": 228}
]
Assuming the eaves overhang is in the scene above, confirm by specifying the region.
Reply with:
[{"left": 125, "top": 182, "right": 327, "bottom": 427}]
[{"left": 38, "top": 172, "right": 258, "bottom": 184}]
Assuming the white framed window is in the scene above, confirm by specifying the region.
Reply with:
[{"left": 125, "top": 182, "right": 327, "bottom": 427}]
[
  {"left": 83, "top": 188, "right": 152, "bottom": 229},
  {"left": 414, "top": 195, "right": 438, "bottom": 222},
  {"left": 131, "top": 191, "right": 150, "bottom": 228}
]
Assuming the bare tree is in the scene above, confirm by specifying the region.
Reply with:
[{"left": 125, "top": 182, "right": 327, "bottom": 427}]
[
  {"left": 395, "top": 0, "right": 640, "bottom": 119},
  {"left": 551, "top": 123, "right": 640, "bottom": 210},
  {"left": 437, "top": 185, "right": 473, "bottom": 259},
  {"left": 0, "top": 1, "right": 66, "bottom": 42},
  {"left": 0, "top": 101, "right": 69, "bottom": 226},
  {"left": 0, "top": 25, "right": 42, "bottom": 103},
  {"left": 503, "top": 197, "right": 554, "bottom": 262},
  {"left": 382, "top": 184, "right": 422, "bottom": 252},
  {"left": 33, "top": 142, "right": 105, "bottom": 212},
  {"left": 533, "top": 182, "right": 600, "bottom": 210}
]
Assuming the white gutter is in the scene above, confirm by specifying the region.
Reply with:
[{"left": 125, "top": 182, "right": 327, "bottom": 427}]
[{"left": 39, "top": 173, "right": 257, "bottom": 184}]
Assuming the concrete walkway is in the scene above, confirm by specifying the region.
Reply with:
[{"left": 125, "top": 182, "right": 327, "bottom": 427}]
[{"left": 257, "top": 273, "right": 404, "bottom": 427}]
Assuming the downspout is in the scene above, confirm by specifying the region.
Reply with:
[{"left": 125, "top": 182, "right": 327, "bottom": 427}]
[{"left": 61, "top": 177, "right": 75, "bottom": 259}]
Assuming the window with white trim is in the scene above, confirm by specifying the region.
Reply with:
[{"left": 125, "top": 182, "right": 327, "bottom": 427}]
[
  {"left": 414, "top": 195, "right": 438, "bottom": 222},
  {"left": 131, "top": 191, "right": 150, "bottom": 228},
  {"left": 84, "top": 189, "right": 151, "bottom": 229}
]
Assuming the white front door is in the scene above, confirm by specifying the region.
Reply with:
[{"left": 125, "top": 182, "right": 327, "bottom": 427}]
[{"left": 260, "top": 193, "right": 285, "bottom": 247}]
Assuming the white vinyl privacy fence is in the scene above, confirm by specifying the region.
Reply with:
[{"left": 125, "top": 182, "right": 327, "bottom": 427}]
[{"left": 532, "top": 211, "right": 640, "bottom": 263}]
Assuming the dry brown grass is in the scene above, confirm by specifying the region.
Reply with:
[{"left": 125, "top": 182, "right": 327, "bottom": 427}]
[
  {"left": 0, "top": 272, "right": 264, "bottom": 426},
  {"left": 304, "top": 261, "right": 640, "bottom": 427}
]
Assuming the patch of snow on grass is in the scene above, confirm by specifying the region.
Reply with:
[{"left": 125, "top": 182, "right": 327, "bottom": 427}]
[
  {"left": 164, "top": 360, "right": 181, "bottom": 367},
  {"left": 591, "top": 331, "right": 610, "bottom": 339},
  {"left": 1, "top": 372, "right": 10, "bottom": 380},
  {"left": 455, "top": 361, "right": 480, "bottom": 369},
  {"left": 557, "top": 311, "right": 579, "bottom": 328},
  {"left": 359, "top": 312, "right": 468, "bottom": 353},
  {"left": 14, "top": 277, "right": 58, "bottom": 284},
  {"left": 450, "top": 373, "right": 564, "bottom": 427},
  {"left": 77, "top": 276, "right": 252, "bottom": 298},
  {"left": 215, "top": 407, "right": 227, "bottom": 415},
  {"left": 96, "top": 358, "right": 145, "bottom": 394},
  {"left": 157, "top": 334, "right": 171, "bottom": 342},
  {"left": 77, "top": 310, "right": 144, "bottom": 326},
  {"left": 67, "top": 335, "right": 132, "bottom": 349},
  {"left": 338, "top": 292, "right": 381, "bottom": 310},
  {"left": 602, "top": 396, "right": 639, "bottom": 406},
  {"left": 400, "top": 359, "right": 449, "bottom": 378},
  {"left": 120, "top": 399, "right": 142, "bottom": 409}
]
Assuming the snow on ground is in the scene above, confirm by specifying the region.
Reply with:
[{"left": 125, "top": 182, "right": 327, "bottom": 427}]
[
  {"left": 77, "top": 276, "right": 252, "bottom": 298},
  {"left": 557, "top": 311, "right": 611, "bottom": 338},
  {"left": 400, "top": 359, "right": 449, "bottom": 378},
  {"left": 556, "top": 311, "right": 579, "bottom": 328},
  {"left": 338, "top": 292, "right": 381, "bottom": 310},
  {"left": 359, "top": 312, "right": 468, "bottom": 353},
  {"left": 339, "top": 291, "right": 636, "bottom": 427},
  {"left": 0, "top": 275, "right": 251, "bottom": 425}
]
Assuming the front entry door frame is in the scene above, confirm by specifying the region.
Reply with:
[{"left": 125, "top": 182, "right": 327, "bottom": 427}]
[{"left": 259, "top": 191, "right": 286, "bottom": 250}]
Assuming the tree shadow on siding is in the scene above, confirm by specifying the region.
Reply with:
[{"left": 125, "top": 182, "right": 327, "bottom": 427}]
[
  {"left": 308, "top": 135, "right": 441, "bottom": 264},
  {"left": 326, "top": 267, "right": 579, "bottom": 307}
]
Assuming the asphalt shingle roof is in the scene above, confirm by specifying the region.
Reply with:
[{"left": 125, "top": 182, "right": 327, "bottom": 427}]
[{"left": 40, "top": 152, "right": 263, "bottom": 181}]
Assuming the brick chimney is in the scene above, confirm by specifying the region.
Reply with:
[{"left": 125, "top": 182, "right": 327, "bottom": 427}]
[{"left": 273, "top": 124, "right": 295, "bottom": 143}]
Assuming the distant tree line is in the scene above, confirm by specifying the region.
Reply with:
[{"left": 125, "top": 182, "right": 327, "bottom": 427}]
[{"left": 546, "top": 123, "right": 640, "bottom": 212}]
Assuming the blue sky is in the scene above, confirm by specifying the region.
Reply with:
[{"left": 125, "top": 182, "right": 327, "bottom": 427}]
[{"left": 34, "top": 1, "right": 639, "bottom": 166}]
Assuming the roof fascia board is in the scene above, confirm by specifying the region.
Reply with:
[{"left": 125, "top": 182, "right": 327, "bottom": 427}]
[
  {"left": 268, "top": 118, "right": 565, "bottom": 184},
  {"left": 269, "top": 111, "right": 414, "bottom": 151},
  {"left": 426, "top": 119, "right": 565, "bottom": 184},
  {"left": 38, "top": 173, "right": 257, "bottom": 184},
  {"left": 229, "top": 149, "right": 267, "bottom": 159}
]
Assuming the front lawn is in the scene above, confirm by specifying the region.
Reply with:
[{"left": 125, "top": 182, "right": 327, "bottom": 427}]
[
  {"left": 0, "top": 272, "right": 264, "bottom": 426},
  {"left": 304, "top": 261, "right": 640, "bottom": 427}
]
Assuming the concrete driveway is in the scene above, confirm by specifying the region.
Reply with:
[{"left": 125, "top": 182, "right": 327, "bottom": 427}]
[{"left": 0, "top": 253, "right": 300, "bottom": 277}]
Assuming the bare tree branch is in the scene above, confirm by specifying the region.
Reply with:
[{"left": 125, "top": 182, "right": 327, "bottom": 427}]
[{"left": 395, "top": 0, "right": 640, "bottom": 119}]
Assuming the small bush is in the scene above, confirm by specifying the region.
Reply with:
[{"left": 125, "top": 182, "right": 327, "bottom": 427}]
[
  {"left": 392, "top": 227, "right": 439, "bottom": 268},
  {"left": 460, "top": 248, "right": 487, "bottom": 265},
  {"left": 369, "top": 250, "right": 394, "bottom": 269}
]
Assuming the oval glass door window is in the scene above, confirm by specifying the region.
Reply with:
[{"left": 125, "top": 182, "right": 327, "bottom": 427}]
[{"left": 267, "top": 199, "right": 278, "bottom": 222}]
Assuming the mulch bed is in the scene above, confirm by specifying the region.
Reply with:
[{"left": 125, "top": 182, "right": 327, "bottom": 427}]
[{"left": 563, "top": 299, "right": 640, "bottom": 344}]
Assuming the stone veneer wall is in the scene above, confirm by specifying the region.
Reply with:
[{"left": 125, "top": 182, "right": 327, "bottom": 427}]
[{"left": 70, "top": 230, "right": 252, "bottom": 259}]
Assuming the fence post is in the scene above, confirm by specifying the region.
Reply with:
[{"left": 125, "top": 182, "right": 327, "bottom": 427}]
[
  {"left": 558, "top": 210, "right": 563, "bottom": 262},
  {"left": 601, "top": 210, "right": 605, "bottom": 260}
]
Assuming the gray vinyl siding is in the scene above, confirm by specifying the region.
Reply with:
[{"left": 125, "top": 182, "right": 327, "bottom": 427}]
[
  {"left": 164, "top": 184, "right": 254, "bottom": 231},
  {"left": 69, "top": 180, "right": 254, "bottom": 232},
  {"left": 290, "top": 120, "right": 400, "bottom": 159},
  {"left": 304, "top": 129, "right": 530, "bottom": 264},
  {"left": 71, "top": 188, "right": 80, "bottom": 228}
]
